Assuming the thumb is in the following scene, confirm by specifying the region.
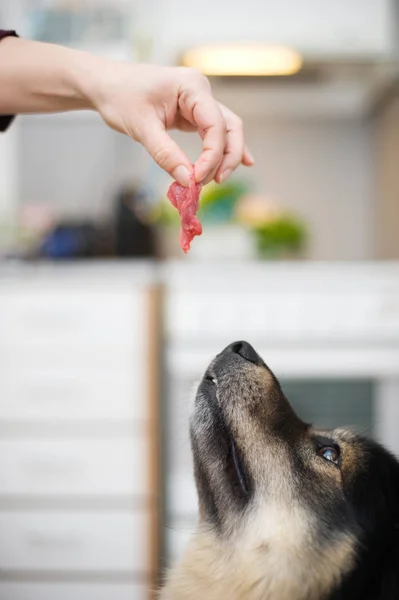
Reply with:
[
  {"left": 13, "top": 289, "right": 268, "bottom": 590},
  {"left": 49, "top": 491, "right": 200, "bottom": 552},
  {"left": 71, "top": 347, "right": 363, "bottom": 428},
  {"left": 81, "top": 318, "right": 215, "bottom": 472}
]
[{"left": 139, "top": 122, "right": 192, "bottom": 186}]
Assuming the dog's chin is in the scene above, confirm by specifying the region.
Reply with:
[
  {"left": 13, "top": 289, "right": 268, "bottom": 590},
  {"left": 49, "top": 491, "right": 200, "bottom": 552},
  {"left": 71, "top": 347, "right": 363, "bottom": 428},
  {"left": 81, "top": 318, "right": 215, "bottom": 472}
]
[{"left": 190, "top": 378, "right": 252, "bottom": 522}]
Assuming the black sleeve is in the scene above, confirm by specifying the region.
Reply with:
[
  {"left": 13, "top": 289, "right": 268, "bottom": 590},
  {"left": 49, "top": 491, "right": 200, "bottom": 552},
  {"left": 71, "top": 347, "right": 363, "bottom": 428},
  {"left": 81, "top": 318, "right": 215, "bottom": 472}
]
[{"left": 0, "top": 30, "right": 19, "bottom": 132}]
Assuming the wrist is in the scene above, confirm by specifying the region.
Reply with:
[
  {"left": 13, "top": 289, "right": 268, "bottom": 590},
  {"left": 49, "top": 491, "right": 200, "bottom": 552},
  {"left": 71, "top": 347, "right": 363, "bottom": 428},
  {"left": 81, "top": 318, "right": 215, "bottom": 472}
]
[{"left": 62, "top": 48, "right": 105, "bottom": 111}]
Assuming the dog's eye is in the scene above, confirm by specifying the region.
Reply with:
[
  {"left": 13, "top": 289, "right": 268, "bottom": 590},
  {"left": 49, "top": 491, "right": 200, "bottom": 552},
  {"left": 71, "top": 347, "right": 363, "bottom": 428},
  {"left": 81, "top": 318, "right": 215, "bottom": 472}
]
[
  {"left": 204, "top": 374, "right": 216, "bottom": 385},
  {"left": 319, "top": 446, "right": 340, "bottom": 464}
]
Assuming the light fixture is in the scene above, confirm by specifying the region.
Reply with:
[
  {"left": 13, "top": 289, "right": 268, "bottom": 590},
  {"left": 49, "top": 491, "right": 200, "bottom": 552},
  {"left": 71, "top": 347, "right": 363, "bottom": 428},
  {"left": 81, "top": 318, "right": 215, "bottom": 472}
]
[{"left": 182, "top": 42, "right": 302, "bottom": 77}]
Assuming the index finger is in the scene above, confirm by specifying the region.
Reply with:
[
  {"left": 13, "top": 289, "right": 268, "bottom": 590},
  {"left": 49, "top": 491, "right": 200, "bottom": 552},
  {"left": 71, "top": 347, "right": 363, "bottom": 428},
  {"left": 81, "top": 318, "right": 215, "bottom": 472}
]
[{"left": 182, "top": 91, "right": 227, "bottom": 183}]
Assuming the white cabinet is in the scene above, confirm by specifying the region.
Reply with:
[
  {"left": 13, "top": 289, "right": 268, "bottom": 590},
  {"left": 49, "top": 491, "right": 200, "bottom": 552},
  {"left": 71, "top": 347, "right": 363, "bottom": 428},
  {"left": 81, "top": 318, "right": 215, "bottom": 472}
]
[
  {"left": 0, "top": 264, "right": 160, "bottom": 600},
  {"left": 156, "top": 0, "right": 395, "bottom": 64},
  {"left": 166, "top": 289, "right": 399, "bottom": 343},
  {"left": 0, "top": 583, "right": 147, "bottom": 600},
  {"left": 0, "top": 511, "right": 149, "bottom": 572},
  {"left": 0, "top": 438, "right": 149, "bottom": 496},
  {"left": 165, "top": 263, "right": 399, "bottom": 345},
  {"left": 0, "top": 289, "right": 145, "bottom": 345},
  {"left": 0, "top": 368, "right": 147, "bottom": 420}
]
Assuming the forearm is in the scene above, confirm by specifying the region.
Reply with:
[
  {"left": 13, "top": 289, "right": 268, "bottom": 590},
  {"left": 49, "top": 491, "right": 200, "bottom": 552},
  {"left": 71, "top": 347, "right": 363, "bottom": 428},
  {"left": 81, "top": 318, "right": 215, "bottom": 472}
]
[
  {"left": 0, "top": 36, "right": 101, "bottom": 115},
  {"left": 0, "top": 34, "right": 252, "bottom": 184}
]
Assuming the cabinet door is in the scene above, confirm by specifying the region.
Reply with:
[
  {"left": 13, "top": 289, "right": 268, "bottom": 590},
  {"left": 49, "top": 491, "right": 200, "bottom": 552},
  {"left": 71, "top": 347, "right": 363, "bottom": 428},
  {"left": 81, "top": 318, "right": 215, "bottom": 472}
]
[
  {"left": 0, "top": 511, "right": 149, "bottom": 572},
  {"left": 0, "top": 583, "right": 147, "bottom": 600},
  {"left": 0, "top": 437, "right": 150, "bottom": 497},
  {"left": 159, "top": 0, "right": 393, "bottom": 62}
]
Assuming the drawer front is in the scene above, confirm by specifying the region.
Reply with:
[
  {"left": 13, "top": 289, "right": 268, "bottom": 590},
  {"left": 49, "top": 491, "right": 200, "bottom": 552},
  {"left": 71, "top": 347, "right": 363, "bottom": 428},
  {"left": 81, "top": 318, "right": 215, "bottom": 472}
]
[
  {"left": 0, "top": 438, "right": 150, "bottom": 496},
  {"left": 0, "top": 511, "right": 149, "bottom": 572},
  {"left": 0, "top": 369, "right": 147, "bottom": 421},
  {"left": 0, "top": 343, "right": 142, "bottom": 375},
  {"left": 0, "top": 290, "right": 146, "bottom": 347},
  {"left": 0, "top": 583, "right": 147, "bottom": 600},
  {"left": 166, "top": 290, "right": 399, "bottom": 342}
]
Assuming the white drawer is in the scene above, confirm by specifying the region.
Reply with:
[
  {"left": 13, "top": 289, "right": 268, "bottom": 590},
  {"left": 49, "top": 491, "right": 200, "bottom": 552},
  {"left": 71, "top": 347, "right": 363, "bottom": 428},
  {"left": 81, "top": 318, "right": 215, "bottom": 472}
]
[
  {"left": 0, "top": 438, "right": 150, "bottom": 497},
  {"left": 1, "top": 343, "right": 140, "bottom": 373},
  {"left": 0, "top": 290, "right": 146, "bottom": 347},
  {"left": 0, "top": 369, "right": 148, "bottom": 421},
  {"left": 0, "top": 511, "right": 149, "bottom": 572},
  {"left": 166, "top": 290, "right": 399, "bottom": 342},
  {"left": 0, "top": 583, "right": 147, "bottom": 600}
]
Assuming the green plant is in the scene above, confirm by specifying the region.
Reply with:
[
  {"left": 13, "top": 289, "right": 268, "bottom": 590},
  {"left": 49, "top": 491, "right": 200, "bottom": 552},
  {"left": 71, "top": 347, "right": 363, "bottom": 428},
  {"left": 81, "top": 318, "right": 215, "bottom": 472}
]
[
  {"left": 150, "top": 197, "right": 180, "bottom": 227},
  {"left": 252, "top": 216, "right": 307, "bottom": 258},
  {"left": 198, "top": 180, "right": 249, "bottom": 223}
]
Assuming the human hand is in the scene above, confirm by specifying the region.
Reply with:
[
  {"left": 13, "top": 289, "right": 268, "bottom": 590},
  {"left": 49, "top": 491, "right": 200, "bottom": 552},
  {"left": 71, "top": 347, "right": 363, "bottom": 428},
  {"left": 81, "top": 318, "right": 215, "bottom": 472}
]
[
  {"left": 86, "top": 62, "right": 254, "bottom": 186},
  {"left": 0, "top": 37, "right": 253, "bottom": 185}
]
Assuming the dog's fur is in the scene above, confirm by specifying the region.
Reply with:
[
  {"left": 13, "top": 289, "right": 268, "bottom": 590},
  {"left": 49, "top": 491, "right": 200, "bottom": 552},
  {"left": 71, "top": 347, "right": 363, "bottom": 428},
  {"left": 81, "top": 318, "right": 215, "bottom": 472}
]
[{"left": 161, "top": 341, "right": 399, "bottom": 600}]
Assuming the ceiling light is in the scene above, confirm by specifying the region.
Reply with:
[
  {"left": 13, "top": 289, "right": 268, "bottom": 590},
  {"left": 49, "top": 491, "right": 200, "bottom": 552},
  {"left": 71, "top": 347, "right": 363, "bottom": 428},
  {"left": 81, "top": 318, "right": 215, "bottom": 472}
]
[{"left": 182, "top": 43, "right": 302, "bottom": 77}]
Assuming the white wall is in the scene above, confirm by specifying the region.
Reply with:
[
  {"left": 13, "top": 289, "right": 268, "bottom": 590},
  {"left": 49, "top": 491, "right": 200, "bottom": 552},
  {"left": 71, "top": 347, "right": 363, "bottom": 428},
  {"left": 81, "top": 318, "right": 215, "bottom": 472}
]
[
  {"left": 244, "top": 116, "right": 374, "bottom": 260},
  {"left": 374, "top": 91, "right": 399, "bottom": 259},
  {"left": 0, "top": 121, "right": 19, "bottom": 224},
  {"left": 18, "top": 113, "right": 149, "bottom": 221}
]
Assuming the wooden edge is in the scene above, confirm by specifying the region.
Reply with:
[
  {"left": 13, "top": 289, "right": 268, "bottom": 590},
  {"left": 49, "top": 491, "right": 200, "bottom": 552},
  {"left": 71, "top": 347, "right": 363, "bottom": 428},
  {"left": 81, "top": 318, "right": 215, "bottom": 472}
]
[{"left": 146, "top": 284, "right": 163, "bottom": 600}]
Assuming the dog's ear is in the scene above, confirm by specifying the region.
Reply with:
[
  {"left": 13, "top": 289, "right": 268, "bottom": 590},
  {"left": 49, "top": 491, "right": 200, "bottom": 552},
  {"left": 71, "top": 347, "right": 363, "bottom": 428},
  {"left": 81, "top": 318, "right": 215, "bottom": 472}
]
[
  {"left": 358, "top": 448, "right": 399, "bottom": 600},
  {"left": 379, "top": 459, "right": 399, "bottom": 599},
  {"left": 343, "top": 539, "right": 399, "bottom": 600},
  {"left": 332, "top": 445, "right": 399, "bottom": 600},
  {"left": 371, "top": 530, "right": 399, "bottom": 600}
]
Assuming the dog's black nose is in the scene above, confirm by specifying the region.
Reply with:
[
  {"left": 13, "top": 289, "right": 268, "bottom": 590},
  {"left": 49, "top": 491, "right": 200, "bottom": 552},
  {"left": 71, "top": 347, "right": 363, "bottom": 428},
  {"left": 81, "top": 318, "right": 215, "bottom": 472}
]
[{"left": 220, "top": 341, "right": 262, "bottom": 365}]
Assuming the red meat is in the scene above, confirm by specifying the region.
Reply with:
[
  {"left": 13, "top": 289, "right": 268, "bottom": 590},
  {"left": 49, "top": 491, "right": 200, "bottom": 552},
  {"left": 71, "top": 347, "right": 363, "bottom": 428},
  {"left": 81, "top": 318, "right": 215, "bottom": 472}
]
[{"left": 167, "top": 166, "right": 203, "bottom": 253}]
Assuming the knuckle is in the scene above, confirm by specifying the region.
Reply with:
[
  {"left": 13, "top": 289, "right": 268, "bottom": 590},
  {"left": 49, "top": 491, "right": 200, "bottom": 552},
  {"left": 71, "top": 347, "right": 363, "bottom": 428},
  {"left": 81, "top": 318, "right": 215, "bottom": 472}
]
[
  {"left": 184, "top": 67, "right": 209, "bottom": 87},
  {"left": 187, "top": 66, "right": 202, "bottom": 79},
  {"left": 225, "top": 144, "right": 242, "bottom": 165},
  {"left": 152, "top": 145, "right": 172, "bottom": 168},
  {"left": 231, "top": 115, "right": 244, "bottom": 131},
  {"left": 202, "top": 74, "right": 211, "bottom": 89}
]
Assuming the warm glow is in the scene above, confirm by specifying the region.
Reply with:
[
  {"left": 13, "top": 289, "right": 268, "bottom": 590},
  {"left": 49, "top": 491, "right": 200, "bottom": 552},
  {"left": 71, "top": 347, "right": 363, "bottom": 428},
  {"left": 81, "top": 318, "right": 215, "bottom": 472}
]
[
  {"left": 182, "top": 43, "right": 302, "bottom": 76},
  {"left": 235, "top": 195, "right": 282, "bottom": 226}
]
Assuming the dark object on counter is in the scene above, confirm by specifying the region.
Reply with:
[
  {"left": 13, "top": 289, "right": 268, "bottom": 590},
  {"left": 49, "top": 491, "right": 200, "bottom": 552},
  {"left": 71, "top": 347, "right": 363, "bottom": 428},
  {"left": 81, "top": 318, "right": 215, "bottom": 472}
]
[
  {"left": 39, "top": 221, "right": 113, "bottom": 260},
  {"left": 31, "top": 185, "right": 157, "bottom": 261},
  {"left": 114, "top": 186, "right": 156, "bottom": 258}
]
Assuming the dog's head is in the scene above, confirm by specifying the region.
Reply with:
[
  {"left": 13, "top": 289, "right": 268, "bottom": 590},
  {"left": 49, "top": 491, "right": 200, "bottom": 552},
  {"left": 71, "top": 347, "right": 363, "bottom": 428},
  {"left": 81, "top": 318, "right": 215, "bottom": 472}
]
[{"left": 163, "top": 341, "right": 399, "bottom": 600}]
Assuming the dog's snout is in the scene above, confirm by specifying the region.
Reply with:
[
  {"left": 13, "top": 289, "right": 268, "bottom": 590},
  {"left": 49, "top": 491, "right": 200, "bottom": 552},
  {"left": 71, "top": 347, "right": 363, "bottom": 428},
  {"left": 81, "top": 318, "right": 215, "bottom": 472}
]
[{"left": 220, "top": 341, "right": 262, "bottom": 365}]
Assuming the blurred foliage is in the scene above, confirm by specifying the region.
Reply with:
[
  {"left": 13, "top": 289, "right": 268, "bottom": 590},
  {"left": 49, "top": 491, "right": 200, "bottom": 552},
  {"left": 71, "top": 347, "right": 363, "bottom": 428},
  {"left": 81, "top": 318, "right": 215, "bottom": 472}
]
[
  {"left": 198, "top": 180, "right": 249, "bottom": 223},
  {"left": 252, "top": 216, "right": 307, "bottom": 258}
]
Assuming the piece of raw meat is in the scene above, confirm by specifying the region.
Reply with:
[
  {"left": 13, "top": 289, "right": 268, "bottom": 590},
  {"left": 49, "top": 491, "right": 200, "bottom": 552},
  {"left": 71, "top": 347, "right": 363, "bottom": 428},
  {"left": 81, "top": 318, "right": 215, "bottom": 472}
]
[{"left": 167, "top": 166, "right": 202, "bottom": 253}]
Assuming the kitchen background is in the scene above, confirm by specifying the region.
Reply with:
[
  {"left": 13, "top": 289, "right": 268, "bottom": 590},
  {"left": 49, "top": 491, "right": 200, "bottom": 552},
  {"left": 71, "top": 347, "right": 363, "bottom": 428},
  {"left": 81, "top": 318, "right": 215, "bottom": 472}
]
[{"left": 0, "top": 1, "right": 399, "bottom": 599}]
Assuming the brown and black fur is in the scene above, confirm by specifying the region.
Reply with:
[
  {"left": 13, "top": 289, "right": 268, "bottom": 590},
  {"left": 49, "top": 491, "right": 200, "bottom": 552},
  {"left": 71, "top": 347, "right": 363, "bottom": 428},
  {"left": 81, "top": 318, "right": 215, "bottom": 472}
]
[{"left": 161, "top": 341, "right": 399, "bottom": 600}]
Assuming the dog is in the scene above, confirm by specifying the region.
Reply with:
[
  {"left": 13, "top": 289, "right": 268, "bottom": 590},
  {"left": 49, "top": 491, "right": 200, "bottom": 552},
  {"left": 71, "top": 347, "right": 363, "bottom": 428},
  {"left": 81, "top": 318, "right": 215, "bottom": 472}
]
[{"left": 161, "top": 341, "right": 399, "bottom": 600}]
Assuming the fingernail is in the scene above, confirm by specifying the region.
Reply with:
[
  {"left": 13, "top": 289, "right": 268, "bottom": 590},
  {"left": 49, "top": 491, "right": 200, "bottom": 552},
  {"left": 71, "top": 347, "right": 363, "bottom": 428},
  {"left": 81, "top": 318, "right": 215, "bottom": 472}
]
[
  {"left": 247, "top": 151, "right": 255, "bottom": 164},
  {"left": 219, "top": 168, "right": 232, "bottom": 183},
  {"left": 244, "top": 146, "right": 255, "bottom": 165},
  {"left": 173, "top": 165, "right": 190, "bottom": 187}
]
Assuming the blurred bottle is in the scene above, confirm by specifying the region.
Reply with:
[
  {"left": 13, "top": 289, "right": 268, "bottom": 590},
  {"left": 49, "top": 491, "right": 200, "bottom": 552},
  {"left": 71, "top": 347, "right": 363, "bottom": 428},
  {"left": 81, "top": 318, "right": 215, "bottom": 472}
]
[{"left": 114, "top": 185, "right": 157, "bottom": 259}]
